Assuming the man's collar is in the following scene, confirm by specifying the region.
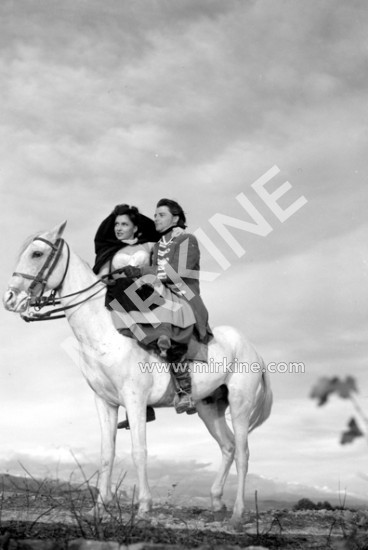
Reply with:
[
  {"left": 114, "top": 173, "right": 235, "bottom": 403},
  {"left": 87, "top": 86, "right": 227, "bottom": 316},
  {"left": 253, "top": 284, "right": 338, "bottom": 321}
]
[{"left": 159, "top": 224, "right": 180, "bottom": 237}]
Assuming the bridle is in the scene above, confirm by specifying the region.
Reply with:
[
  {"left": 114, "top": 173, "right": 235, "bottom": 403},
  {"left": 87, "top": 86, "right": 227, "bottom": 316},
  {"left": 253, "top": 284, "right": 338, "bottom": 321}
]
[
  {"left": 13, "top": 237, "right": 68, "bottom": 301},
  {"left": 11, "top": 236, "right": 108, "bottom": 322}
]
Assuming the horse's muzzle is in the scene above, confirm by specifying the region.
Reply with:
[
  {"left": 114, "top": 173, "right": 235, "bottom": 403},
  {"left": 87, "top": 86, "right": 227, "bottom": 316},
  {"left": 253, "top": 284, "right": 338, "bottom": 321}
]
[{"left": 3, "top": 288, "right": 29, "bottom": 312}]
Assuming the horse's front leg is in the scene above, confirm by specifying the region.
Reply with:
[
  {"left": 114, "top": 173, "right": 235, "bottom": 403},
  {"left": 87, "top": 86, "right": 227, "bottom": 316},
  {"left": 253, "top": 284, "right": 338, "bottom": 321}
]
[
  {"left": 94, "top": 394, "right": 118, "bottom": 508},
  {"left": 123, "top": 392, "right": 152, "bottom": 517}
]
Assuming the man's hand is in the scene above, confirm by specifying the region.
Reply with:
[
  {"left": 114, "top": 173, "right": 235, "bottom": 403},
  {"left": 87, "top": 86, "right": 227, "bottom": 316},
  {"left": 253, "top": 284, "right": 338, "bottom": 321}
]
[
  {"left": 172, "top": 227, "right": 185, "bottom": 238},
  {"left": 120, "top": 265, "right": 142, "bottom": 278}
]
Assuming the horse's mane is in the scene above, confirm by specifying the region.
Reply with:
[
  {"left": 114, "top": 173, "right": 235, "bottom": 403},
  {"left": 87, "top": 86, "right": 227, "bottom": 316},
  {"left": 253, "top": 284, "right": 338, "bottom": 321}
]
[{"left": 79, "top": 256, "right": 94, "bottom": 271}]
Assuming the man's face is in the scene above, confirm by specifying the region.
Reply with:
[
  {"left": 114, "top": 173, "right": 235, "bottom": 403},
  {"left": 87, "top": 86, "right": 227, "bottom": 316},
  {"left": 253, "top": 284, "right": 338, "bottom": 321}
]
[{"left": 154, "top": 206, "right": 179, "bottom": 233}]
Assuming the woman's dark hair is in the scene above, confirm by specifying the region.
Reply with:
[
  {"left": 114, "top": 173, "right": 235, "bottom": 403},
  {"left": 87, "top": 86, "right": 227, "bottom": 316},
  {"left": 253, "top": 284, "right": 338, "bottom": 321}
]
[
  {"left": 156, "top": 198, "right": 187, "bottom": 229},
  {"left": 113, "top": 204, "right": 140, "bottom": 229},
  {"left": 93, "top": 204, "right": 159, "bottom": 274}
]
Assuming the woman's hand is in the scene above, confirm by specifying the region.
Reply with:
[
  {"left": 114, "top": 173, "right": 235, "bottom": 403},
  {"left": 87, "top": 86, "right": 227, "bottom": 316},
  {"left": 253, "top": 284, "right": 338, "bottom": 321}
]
[{"left": 119, "top": 265, "right": 142, "bottom": 278}]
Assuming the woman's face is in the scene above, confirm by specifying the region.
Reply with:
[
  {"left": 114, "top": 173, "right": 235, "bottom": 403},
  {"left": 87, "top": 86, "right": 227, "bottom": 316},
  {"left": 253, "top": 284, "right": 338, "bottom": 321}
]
[{"left": 114, "top": 214, "right": 137, "bottom": 241}]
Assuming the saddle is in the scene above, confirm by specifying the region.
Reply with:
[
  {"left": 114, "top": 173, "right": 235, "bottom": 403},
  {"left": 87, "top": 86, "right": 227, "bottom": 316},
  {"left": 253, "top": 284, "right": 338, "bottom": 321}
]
[
  {"left": 107, "top": 276, "right": 209, "bottom": 362},
  {"left": 117, "top": 327, "right": 208, "bottom": 363}
]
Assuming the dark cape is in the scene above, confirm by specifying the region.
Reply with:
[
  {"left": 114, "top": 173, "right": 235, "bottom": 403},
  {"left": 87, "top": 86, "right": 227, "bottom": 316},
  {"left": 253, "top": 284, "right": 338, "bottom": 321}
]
[{"left": 92, "top": 205, "right": 160, "bottom": 274}]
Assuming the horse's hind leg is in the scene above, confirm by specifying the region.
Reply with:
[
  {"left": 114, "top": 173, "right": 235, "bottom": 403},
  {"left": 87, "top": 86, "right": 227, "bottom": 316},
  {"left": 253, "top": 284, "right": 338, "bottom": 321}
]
[
  {"left": 196, "top": 398, "right": 235, "bottom": 513},
  {"left": 227, "top": 378, "right": 256, "bottom": 526},
  {"left": 122, "top": 391, "right": 152, "bottom": 517}
]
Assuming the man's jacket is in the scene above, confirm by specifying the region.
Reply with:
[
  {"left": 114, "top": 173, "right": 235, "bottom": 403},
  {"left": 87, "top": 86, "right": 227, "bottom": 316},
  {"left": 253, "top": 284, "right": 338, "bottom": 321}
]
[{"left": 140, "top": 232, "right": 213, "bottom": 343}]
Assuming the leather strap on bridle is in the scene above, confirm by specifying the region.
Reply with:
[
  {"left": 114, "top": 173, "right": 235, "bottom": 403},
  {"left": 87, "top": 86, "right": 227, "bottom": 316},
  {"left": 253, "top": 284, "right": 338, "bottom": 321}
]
[
  {"left": 13, "top": 236, "right": 131, "bottom": 322},
  {"left": 22, "top": 286, "right": 106, "bottom": 322},
  {"left": 13, "top": 237, "right": 66, "bottom": 297}
]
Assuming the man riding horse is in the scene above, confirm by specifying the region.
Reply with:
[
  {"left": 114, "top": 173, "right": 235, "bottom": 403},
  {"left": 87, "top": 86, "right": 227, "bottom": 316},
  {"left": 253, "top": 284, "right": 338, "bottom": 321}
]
[{"left": 121, "top": 198, "right": 213, "bottom": 413}]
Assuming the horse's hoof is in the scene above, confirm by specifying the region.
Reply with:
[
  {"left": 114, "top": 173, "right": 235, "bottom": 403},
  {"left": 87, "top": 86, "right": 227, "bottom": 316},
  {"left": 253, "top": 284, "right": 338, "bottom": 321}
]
[
  {"left": 213, "top": 505, "right": 227, "bottom": 522},
  {"left": 134, "top": 501, "right": 152, "bottom": 523},
  {"left": 212, "top": 501, "right": 227, "bottom": 512},
  {"left": 229, "top": 514, "right": 246, "bottom": 531}
]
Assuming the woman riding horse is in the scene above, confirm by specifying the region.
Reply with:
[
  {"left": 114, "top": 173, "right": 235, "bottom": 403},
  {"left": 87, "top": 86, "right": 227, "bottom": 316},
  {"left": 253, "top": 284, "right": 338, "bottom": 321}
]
[{"left": 93, "top": 201, "right": 212, "bottom": 416}]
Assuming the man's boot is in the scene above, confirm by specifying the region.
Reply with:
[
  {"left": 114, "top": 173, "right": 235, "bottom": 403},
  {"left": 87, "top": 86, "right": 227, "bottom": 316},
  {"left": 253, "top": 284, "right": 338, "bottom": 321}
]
[{"left": 171, "top": 362, "right": 197, "bottom": 415}]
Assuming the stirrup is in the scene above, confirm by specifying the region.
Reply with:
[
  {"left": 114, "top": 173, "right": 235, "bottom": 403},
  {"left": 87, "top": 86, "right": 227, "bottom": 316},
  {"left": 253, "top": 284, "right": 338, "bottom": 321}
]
[{"left": 117, "top": 406, "right": 156, "bottom": 430}]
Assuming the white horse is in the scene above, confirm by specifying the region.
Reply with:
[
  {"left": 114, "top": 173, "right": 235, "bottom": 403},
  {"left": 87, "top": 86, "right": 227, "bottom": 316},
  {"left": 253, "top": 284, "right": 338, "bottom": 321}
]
[{"left": 3, "top": 221, "right": 272, "bottom": 525}]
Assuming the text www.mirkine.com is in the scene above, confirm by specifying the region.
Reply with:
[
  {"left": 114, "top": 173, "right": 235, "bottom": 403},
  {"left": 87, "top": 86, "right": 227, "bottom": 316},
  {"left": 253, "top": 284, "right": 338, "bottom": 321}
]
[{"left": 138, "top": 359, "right": 305, "bottom": 374}]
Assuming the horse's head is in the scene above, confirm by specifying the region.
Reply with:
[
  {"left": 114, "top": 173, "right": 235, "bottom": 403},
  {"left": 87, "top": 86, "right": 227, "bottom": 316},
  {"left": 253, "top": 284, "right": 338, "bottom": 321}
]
[{"left": 3, "top": 221, "right": 68, "bottom": 313}]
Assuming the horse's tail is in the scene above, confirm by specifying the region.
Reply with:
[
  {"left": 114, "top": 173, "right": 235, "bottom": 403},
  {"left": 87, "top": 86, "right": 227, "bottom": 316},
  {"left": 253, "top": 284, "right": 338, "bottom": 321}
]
[{"left": 249, "top": 367, "right": 273, "bottom": 433}]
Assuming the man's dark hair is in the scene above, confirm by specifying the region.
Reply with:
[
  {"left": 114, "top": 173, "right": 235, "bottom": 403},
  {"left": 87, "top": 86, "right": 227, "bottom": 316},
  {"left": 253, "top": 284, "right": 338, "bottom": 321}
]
[{"left": 156, "top": 198, "right": 187, "bottom": 229}]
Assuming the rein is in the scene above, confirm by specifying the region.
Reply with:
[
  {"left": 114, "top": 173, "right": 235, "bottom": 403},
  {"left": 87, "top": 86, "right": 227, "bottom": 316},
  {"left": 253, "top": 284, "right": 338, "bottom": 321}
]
[{"left": 14, "top": 236, "right": 126, "bottom": 323}]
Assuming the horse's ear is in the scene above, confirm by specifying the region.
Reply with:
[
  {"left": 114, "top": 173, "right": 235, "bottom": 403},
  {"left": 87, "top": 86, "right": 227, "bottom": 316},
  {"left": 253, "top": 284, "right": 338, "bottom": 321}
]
[{"left": 48, "top": 220, "right": 67, "bottom": 241}]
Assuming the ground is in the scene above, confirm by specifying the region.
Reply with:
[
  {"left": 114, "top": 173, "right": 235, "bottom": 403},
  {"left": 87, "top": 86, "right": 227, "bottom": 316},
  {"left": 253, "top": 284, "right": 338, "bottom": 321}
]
[{"left": 0, "top": 487, "right": 368, "bottom": 550}]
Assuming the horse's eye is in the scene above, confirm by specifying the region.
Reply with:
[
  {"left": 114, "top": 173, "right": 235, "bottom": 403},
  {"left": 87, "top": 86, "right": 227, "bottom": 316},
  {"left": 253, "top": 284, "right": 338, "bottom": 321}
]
[{"left": 32, "top": 251, "right": 43, "bottom": 258}]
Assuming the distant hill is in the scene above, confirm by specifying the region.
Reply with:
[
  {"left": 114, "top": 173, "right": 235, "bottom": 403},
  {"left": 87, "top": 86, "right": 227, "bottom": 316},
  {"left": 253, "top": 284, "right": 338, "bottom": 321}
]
[
  {"left": 0, "top": 473, "right": 99, "bottom": 498},
  {"left": 1, "top": 471, "right": 366, "bottom": 511},
  {"left": 129, "top": 471, "right": 368, "bottom": 511}
]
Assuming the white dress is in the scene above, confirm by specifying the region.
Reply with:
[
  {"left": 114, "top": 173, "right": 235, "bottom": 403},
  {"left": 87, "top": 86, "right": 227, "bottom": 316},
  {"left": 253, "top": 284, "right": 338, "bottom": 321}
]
[
  {"left": 98, "top": 242, "right": 154, "bottom": 278},
  {"left": 103, "top": 241, "right": 195, "bottom": 333},
  {"left": 111, "top": 242, "right": 153, "bottom": 272}
]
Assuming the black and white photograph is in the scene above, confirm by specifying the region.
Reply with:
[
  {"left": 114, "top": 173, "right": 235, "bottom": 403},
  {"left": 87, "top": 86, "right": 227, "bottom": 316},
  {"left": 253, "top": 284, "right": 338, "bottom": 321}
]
[{"left": 0, "top": 1, "right": 367, "bottom": 548}]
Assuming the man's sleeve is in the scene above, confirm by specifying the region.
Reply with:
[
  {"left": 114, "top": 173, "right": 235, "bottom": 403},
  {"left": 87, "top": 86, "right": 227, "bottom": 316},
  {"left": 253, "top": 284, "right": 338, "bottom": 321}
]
[
  {"left": 166, "top": 234, "right": 200, "bottom": 281},
  {"left": 140, "top": 235, "right": 200, "bottom": 284}
]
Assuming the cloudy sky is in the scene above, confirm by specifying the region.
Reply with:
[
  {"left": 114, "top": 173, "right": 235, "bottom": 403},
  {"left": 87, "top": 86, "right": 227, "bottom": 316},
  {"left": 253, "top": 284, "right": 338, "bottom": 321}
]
[{"left": 1, "top": 0, "right": 367, "bottom": 505}]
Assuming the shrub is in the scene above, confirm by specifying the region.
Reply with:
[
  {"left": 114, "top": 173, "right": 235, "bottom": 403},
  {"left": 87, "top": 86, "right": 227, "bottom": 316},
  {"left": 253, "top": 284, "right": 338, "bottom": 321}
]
[{"left": 293, "top": 498, "right": 318, "bottom": 511}]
